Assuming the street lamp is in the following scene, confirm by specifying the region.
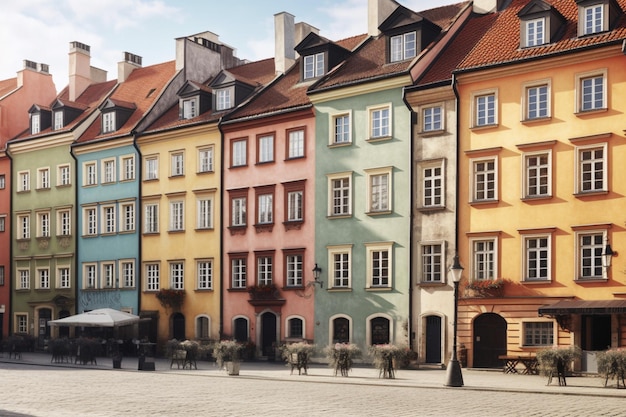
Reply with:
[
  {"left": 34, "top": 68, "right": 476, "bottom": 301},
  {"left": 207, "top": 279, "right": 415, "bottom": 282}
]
[
  {"left": 602, "top": 237, "right": 614, "bottom": 269},
  {"left": 312, "top": 263, "right": 323, "bottom": 288},
  {"left": 445, "top": 254, "right": 464, "bottom": 387}
]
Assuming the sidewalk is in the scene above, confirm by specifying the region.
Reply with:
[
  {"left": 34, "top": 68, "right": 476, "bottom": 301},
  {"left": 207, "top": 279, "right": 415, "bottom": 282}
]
[{"left": 2, "top": 351, "right": 625, "bottom": 398}]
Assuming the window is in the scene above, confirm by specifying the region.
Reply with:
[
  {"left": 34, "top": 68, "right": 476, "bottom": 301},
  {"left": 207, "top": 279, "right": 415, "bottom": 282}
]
[
  {"left": 198, "top": 147, "right": 214, "bottom": 173},
  {"left": 0, "top": 216, "right": 5, "bottom": 232},
  {"left": 328, "top": 172, "right": 352, "bottom": 217},
  {"left": 197, "top": 260, "right": 213, "bottom": 290},
  {"left": 231, "top": 257, "right": 247, "bottom": 289},
  {"left": 471, "top": 238, "right": 497, "bottom": 281},
  {"left": 38, "top": 168, "right": 50, "bottom": 189},
  {"left": 169, "top": 201, "right": 184, "bottom": 231},
  {"left": 54, "top": 111, "right": 63, "bottom": 130},
  {"left": 145, "top": 156, "right": 158, "bottom": 180},
  {"left": 197, "top": 316, "right": 210, "bottom": 339},
  {"left": 303, "top": 52, "right": 324, "bottom": 79},
  {"left": 18, "top": 269, "right": 30, "bottom": 290},
  {"left": 145, "top": 264, "right": 160, "bottom": 291},
  {"left": 285, "top": 252, "right": 303, "bottom": 287},
  {"left": 257, "top": 193, "right": 273, "bottom": 225},
  {"left": 84, "top": 162, "right": 97, "bottom": 186},
  {"left": 121, "top": 156, "right": 135, "bottom": 181},
  {"left": 17, "top": 214, "right": 30, "bottom": 239},
  {"left": 84, "top": 208, "right": 97, "bottom": 236},
  {"left": 171, "top": 152, "right": 184, "bottom": 176},
  {"left": 16, "top": 314, "right": 28, "bottom": 333},
  {"left": 390, "top": 31, "right": 416, "bottom": 62},
  {"left": 332, "top": 317, "right": 350, "bottom": 343},
  {"left": 18, "top": 171, "right": 30, "bottom": 192},
  {"left": 256, "top": 255, "right": 273, "bottom": 286},
  {"left": 332, "top": 114, "right": 351, "bottom": 144},
  {"left": 121, "top": 261, "right": 135, "bottom": 288},
  {"left": 420, "top": 160, "right": 444, "bottom": 208},
  {"left": 58, "top": 267, "right": 70, "bottom": 288},
  {"left": 0, "top": 266, "right": 6, "bottom": 286},
  {"left": 121, "top": 203, "right": 135, "bottom": 232},
  {"left": 523, "top": 235, "right": 550, "bottom": 281},
  {"left": 422, "top": 105, "right": 442, "bottom": 132},
  {"left": 58, "top": 165, "right": 71, "bottom": 186},
  {"left": 576, "top": 144, "right": 606, "bottom": 194},
  {"left": 197, "top": 197, "right": 213, "bottom": 229},
  {"left": 216, "top": 89, "right": 231, "bottom": 111},
  {"left": 102, "top": 263, "right": 115, "bottom": 288},
  {"left": 287, "top": 190, "right": 303, "bottom": 222},
  {"left": 102, "top": 159, "right": 116, "bottom": 183},
  {"left": 170, "top": 262, "right": 184, "bottom": 290},
  {"left": 230, "top": 193, "right": 247, "bottom": 227},
  {"left": 288, "top": 317, "right": 304, "bottom": 339},
  {"left": 84, "top": 264, "right": 97, "bottom": 289},
  {"left": 37, "top": 212, "right": 50, "bottom": 237},
  {"left": 144, "top": 203, "right": 159, "bottom": 233},
  {"left": 232, "top": 139, "right": 247, "bottom": 167},
  {"left": 102, "top": 205, "right": 116, "bottom": 234},
  {"left": 38, "top": 269, "right": 50, "bottom": 289},
  {"left": 102, "top": 112, "right": 115, "bottom": 133},
  {"left": 367, "top": 243, "right": 392, "bottom": 288},
  {"left": 526, "top": 84, "right": 549, "bottom": 120},
  {"left": 525, "top": 18, "right": 545, "bottom": 47},
  {"left": 329, "top": 245, "right": 352, "bottom": 289},
  {"left": 523, "top": 152, "right": 551, "bottom": 198},
  {"left": 523, "top": 322, "right": 554, "bottom": 346},
  {"left": 31, "top": 113, "right": 40, "bottom": 134},
  {"left": 57, "top": 210, "right": 71, "bottom": 236},
  {"left": 287, "top": 129, "right": 305, "bottom": 159},
  {"left": 471, "top": 158, "right": 497, "bottom": 202},
  {"left": 257, "top": 134, "right": 274, "bottom": 163},
  {"left": 366, "top": 168, "right": 391, "bottom": 213},
  {"left": 369, "top": 106, "right": 390, "bottom": 139},
  {"left": 577, "top": 231, "right": 605, "bottom": 279},
  {"left": 182, "top": 98, "right": 198, "bottom": 119},
  {"left": 0, "top": 174, "right": 4, "bottom": 189},
  {"left": 582, "top": 4, "right": 604, "bottom": 35},
  {"left": 578, "top": 73, "right": 605, "bottom": 112},
  {"left": 421, "top": 243, "right": 443, "bottom": 283},
  {"left": 471, "top": 90, "right": 497, "bottom": 127}
]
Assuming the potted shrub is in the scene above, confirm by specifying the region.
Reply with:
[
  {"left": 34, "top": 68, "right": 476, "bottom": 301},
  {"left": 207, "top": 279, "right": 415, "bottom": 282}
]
[
  {"left": 536, "top": 346, "right": 581, "bottom": 386},
  {"left": 212, "top": 340, "right": 244, "bottom": 375},
  {"left": 369, "top": 344, "right": 408, "bottom": 379},
  {"left": 281, "top": 342, "right": 316, "bottom": 375},
  {"left": 597, "top": 349, "right": 626, "bottom": 388},
  {"left": 325, "top": 343, "right": 360, "bottom": 377}
]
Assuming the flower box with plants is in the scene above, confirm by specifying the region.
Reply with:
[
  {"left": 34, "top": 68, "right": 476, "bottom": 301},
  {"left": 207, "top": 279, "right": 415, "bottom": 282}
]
[
  {"left": 212, "top": 340, "right": 245, "bottom": 375},
  {"left": 280, "top": 342, "right": 316, "bottom": 375},
  {"left": 325, "top": 343, "right": 361, "bottom": 377},
  {"left": 368, "top": 343, "right": 408, "bottom": 379},
  {"left": 536, "top": 346, "right": 581, "bottom": 386},
  {"left": 156, "top": 288, "right": 186, "bottom": 310},
  {"left": 247, "top": 284, "right": 280, "bottom": 300},
  {"left": 465, "top": 278, "right": 506, "bottom": 297}
]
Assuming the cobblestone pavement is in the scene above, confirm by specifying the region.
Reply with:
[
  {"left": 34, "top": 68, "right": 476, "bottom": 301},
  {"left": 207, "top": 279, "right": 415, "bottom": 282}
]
[{"left": 0, "top": 353, "right": 625, "bottom": 416}]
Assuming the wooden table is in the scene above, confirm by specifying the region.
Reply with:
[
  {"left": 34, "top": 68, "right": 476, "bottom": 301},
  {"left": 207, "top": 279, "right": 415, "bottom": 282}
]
[{"left": 498, "top": 355, "right": 538, "bottom": 375}]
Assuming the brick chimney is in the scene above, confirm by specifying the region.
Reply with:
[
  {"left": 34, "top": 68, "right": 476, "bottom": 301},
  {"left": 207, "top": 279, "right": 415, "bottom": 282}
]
[
  {"left": 368, "top": 0, "right": 398, "bottom": 37},
  {"left": 118, "top": 52, "right": 142, "bottom": 83},
  {"left": 68, "top": 41, "right": 92, "bottom": 101}
]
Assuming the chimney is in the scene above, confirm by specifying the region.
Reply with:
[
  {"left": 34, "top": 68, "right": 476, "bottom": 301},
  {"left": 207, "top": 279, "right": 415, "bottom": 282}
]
[
  {"left": 118, "top": 52, "right": 142, "bottom": 83},
  {"left": 473, "top": 0, "right": 509, "bottom": 14},
  {"left": 274, "top": 12, "right": 296, "bottom": 74},
  {"left": 69, "top": 41, "right": 92, "bottom": 101},
  {"left": 368, "top": 0, "right": 397, "bottom": 37},
  {"left": 294, "top": 22, "right": 319, "bottom": 46}
]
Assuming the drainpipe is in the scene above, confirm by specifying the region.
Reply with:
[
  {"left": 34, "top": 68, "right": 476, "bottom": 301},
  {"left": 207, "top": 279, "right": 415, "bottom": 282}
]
[
  {"left": 131, "top": 130, "right": 143, "bottom": 316},
  {"left": 217, "top": 118, "right": 225, "bottom": 339},
  {"left": 68, "top": 146, "right": 79, "bottom": 317},
  {"left": 451, "top": 74, "right": 460, "bottom": 258},
  {"left": 5, "top": 145, "right": 13, "bottom": 336}
]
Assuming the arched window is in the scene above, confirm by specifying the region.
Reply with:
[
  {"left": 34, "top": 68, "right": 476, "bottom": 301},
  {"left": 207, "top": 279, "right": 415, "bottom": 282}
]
[
  {"left": 370, "top": 317, "right": 390, "bottom": 345},
  {"left": 196, "top": 316, "right": 210, "bottom": 339},
  {"left": 332, "top": 317, "right": 350, "bottom": 343},
  {"left": 287, "top": 317, "right": 303, "bottom": 338}
]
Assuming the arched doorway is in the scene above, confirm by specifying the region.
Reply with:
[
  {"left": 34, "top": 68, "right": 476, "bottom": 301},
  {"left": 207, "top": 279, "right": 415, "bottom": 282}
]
[
  {"left": 234, "top": 317, "right": 248, "bottom": 342},
  {"left": 473, "top": 313, "right": 507, "bottom": 368},
  {"left": 260, "top": 312, "right": 277, "bottom": 358},
  {"left": 425, "top": 315, "right": 442, "bottom": 363},
  {"left": 172, "top": 313, "right": 185, "bottom": 341}
]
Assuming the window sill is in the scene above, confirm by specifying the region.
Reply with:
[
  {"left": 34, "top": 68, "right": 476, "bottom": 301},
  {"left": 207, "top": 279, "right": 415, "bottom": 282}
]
[
  {"left": 418, "top": 129, "right": 446, "bottom": 137},
  {"left": 470, "top": 123, "right": 498, "bottom": 131},
  {"left": 36, "top": 187, "right": 51, "bottom": 191},
  {"left": 168, "top": 175, "right": 185, "bottom": 179},
  {"left": 195, "top": 227, "right": 214, "bottom": 232},
  {"left": 55, "top": 184, "right": 72, "bottom": 188},
  {"left": 255, "top": 161, "right": 276, "bottom": 166},
  {"left": 365, "top": 287, "right": 391, "bottom": 291},
  {"left": 285, "top": 156, "right": 305, "bottom": 162},
  {"left": 194, "top": 288, "right": 214, "bottom": 293},
  {"left": 282, "top": 286, "right": 305, "bottom": 291},
  {"left": 418, "top": 281, "right": 445, "bottom": 287},
  {"left": 227, "top": 226, "right": 247, "bottom": 236},
  {"left": 469, "top": 199, "right": 499, "bottom": 206},
  {"left": 575, "top": 278, "right": 608, "bottom": 284},
  {"left": 521, "top": 116, "right": 551, "bottom": 125},
  {"left": 327, "top": 214, "right": 352, "bottom": 220},
  {"left": 254, "top": 223, "right": 274, "bottom": 233},
  {"left": 142, "top": 232, "right": 160, "bottom": 236},
  {"left": 521, "top": 279, "right": 552, "bottom": 284},
  {"left": 366, "top": 210, "right": 392, "bottom": 217},
  {"left": 328, "top": 142, "right": 352, "bottom": 149},
  {"left": 229, "top": 164, "right": 248, "bottom": 169},
  {"left": 143, "top": 178, "right": 159, "bottom": 182},
  {"left": 521, "top": 195, "right": 552, "bottom": 202},
  {"left": 574, "top": 190, "right": 608, "bottom": 198},
  {"left": 167, "top": 229, "right": 185, "bottom": 234},
  {"left": 575, "top": 108, "right": 608, "bottom": 117},
  {"left": 417, "top": 205, "right": 446, "bottom": 213},
  {"left": 227, "top": 288, "right": 248, "bottom": 292},
  {"left": 328, "top": 288, "right": 352, "bottom": 292},
  {"left": 366, "top": 135, "right": 392, "bottom": 143},
  {"left": 196, "top": 170, "right": 214, "bottom": 175},
  {"left": 283, "top": 221, "right": 303, "bottom": 231}
]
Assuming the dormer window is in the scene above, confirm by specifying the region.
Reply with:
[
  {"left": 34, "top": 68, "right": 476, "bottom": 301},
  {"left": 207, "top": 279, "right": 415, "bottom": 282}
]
[
  {"left": 518, "top": 0, "right": 566, "bottom": 48},
  {"left": 583, "top": 4, "right": 604, "bottom": 34},
  {"left": 303, "top": 53, "right": 325, "bottom": 79},
  {"left": 216, "top": 89, "right": 232, "bottom": 111},
  {"left": 31, "top": 113, "right": 40, "bottom": 134},
  {"left": 102, "top": 112, "right": 116, "bottom": 133},
  {"left": 525, "top": 18, "right": 546, "bottom": 46},
  {"left": 390, "top": 32, "right": 416, "bottom": 62},
  {"left": 53, "top": 111, "right": 64, "bottom": 130},
  {"left": 182, "top": 98, "right": 198, "bottom": 119},
  {"left": 576, "top": 0, "right": 621, "bottom": 37}
]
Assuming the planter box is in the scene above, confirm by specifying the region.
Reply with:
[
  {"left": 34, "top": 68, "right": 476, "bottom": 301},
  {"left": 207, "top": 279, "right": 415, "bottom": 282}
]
[{"left": 225, "top": 361, "right": 240, "bottom": 376}]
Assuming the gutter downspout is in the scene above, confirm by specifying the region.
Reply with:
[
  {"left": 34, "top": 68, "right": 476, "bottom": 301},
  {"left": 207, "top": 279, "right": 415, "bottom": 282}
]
[
  {"left": 217, "top": 118, "right": 225, "bottom": 339},
  {"left": 131, "top": 130, "right": 143, "bottom": 316},
  {"left": 452, "top": 74, "right": 460, "bottom": 256},
  {"left": 5, "top": 146, "right": 13, "bottom": 336},
  {"left": 68, "top": 146, "right": 79, "bottom": 318}
]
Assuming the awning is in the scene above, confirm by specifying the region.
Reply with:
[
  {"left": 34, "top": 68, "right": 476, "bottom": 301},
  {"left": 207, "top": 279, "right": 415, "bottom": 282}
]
[{"left": 539, "top": 299, "right": 626, "bottom": 316}]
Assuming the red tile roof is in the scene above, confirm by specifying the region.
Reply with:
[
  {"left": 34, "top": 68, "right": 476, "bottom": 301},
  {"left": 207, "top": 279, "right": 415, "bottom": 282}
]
[
  {"left": 457, "top": 0, "right": 626, "bottom": 71},
  {"left": 0, "top": 77, "right": 17, "bottom": 98}
]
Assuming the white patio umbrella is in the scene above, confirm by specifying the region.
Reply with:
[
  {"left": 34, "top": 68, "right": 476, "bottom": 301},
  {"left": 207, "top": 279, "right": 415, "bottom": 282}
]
[{"left": 48, "top": 308, "right": 140, "bottom": 328}]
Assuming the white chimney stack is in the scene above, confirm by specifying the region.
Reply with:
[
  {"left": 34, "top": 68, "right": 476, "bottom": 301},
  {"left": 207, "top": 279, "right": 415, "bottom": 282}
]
[
  {"left": 274, "top": 12, "right": 296, "bottom": 74},
  {"left": 68, "top": 41, "right": 92, "bottom": 101}
]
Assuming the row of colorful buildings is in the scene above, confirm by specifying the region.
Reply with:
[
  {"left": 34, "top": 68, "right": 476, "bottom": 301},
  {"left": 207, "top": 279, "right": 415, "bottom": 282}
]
[{"left": 1, "top": 0, "right": 626, "bottom": 370}]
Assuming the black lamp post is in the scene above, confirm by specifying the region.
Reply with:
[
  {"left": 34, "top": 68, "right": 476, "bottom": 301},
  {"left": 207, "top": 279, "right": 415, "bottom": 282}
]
[
  {"left": 602, "top": 237, "right": 614, "bottom": 269},
  {"left": 312, "top": 263, "right": 323, "bottom": 288},
  {"left": 445, "top": 254, "right": 464, "bottom": 387}
]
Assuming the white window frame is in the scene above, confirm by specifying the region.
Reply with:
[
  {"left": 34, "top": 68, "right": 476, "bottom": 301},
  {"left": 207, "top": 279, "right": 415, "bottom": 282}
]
[
  {"left": 522, "top": 80, "right": 551, "bottom": 121},
  {"left": 287, "top": 190, "right": 304, "bottom": 222},
  {"left": 84, "top": 263, "right": 97, "bottom": 289},
  {"left": 102, "top": 204, "right": 116, "bottom": 234},
  {"left": 328, "top": 245, "right": 352, "bottom": 289},
  {"left": 470, "top": 157, "right": 498, "bottom": 202},
  {"left": 31, "top": 113, "right": 40, "bottom": 134},
  {"left": 231, "top": 197, "right": 247, "bottom": 227},
  {"left": 257, "top": 193, "right": 273, "bottom": 225},
  {"left": 575, "top": 69, "right": 607, "bottom": 113},
  {"left": 0, "top": 215, "right": 5, "bottom": 232},
  {"left": 303, "top": 52, "right": 324, "bottom": 79},
  {"left": 366, "top": 242, "right": 393, "bottom": 289},
  {"left": 232, "top": 139, "right": 247, "bottom": 167},
  {"left": 197, "top": 259, "right": 213, "bottom": 290},
  {"left": 580, "top": 4, "right": 605, "bottom": 35},
  {"left": 145, "top": 263, "right": 160, "bottom": 291},
  {"left": 575, "top": 143, "right": 607, "bottom": 194},
  {"left": 17, "top": 214, "right": 30, "bottom": 239},
  {"left": 84, "top": 162, "right": 97, "bottom": 186},
  {"left": 18, "top": 269, "right": 30, "bottom": 290},
  {"left": 54, "top": 110, "right": 63, "bottom": 130},
  {"left": 216, "top": 89, "right": 232, "bottom": 111},
  {"left": 121, "top": 155, "right": 135, "bottom": 181},
  {"left": 198, "top": 146, "right": 214, "bottom": 173},
  {"left": 182, "top": 97, "right": 198, "bottom": 119},
  {"left": 471, "top": 89, "right": 498, "bottom": 128},
  {"left": 170, "top": 262, "right": 184, "bottom": 290},
  {"left": 0, "top": 174, "right": 5, "bottom": 189},
  {"left": 120, "top": 202, "right": 135, "bottom": 232},
  {"left": 56, "top": 209, "right": 71, "bottom": 236},
  {"left": 102, "top": 262, "right": 115, "bottom": 288},
  {"left": 102, "top": 158, "right": 116, "bottom": 184},
  {"left": 256, "top": 255, "right": 273, "bottom": 286},
  {"left": 169, "top": 200, "right": 184, "bottom": 231},
  {"left": 365, "top": 167, "right": 392, "bottom": 214},
  {"left": 327, "top": 171, "right": 352, "bottom": 217},
  {"left": 144, "top": 156, "right": 158, "bottom": 180},
  {"left": 421, "top": 104, "right": 444, "bottom": 133},
  {"left": 83, "top": 207, "right": 97, "bottom": 236},
  {"left": 330, "top": 112, "right": 352, "bottom": 145},
  {"left": 120, "top": 260, "right": 135, "bottom": 288},
  {"left": 470, "top": 236, "right": 498, "bottom": 281},
  {"left": 524, "top": 17, "right": 546, "bottom": 47},
  {"left": 390, "top": 31, "right": 416, "bottom": 62},
  {"left": 231, "top": 257, "right": 247, "bottom": 289},
  {"left": 576, "top": 230, "right": 607, "bottom": 280},
  {"left": 285, "top": 253, "right": 303, "bottom": 287},
  {"left": 144, "top": 203, "right": 159, "bottom": 234},
  {"left": 522, "top": 150, "right": 552, "bottom": 198},
  {"left": 37, "top": 268, "right": 50, "bottom": 289},
  {"left": 16, "top": 314, "right": 28, "bottom": 333},
  {"left": 419, "top": 159, "right": 445, "bottom": 209},
  {"left": 522, "top": 234, "right": 551, "bottom": 282},
  {"left": 37, "top": 167, "right": 50, "bottom": 189},
  {"left": 258, "top": 134, "right": 274, "bottom": 163},
  {"left": 57, "top": 164, "right": 71, "bottom": 186},
  {"left": 18, "top": 170, "right": 30, "bottom": 192},
  {"left": 368, "top": 104, "right": 391, "bottom": 139},
  {"left": 57, "top": 267, "right": 70, "bottom": 289},
  {"left": 170, "top": 151, "right": 184, "bottom": 177},
  {"left": 196, "top": 196, "right": 214, "bottom": 230},
  {"left": 102, "top": 111, "right": 115, "bottom": 133},
  {"left": 37, "top": 211, "right": 50, "bottom": 237},
  {"left": 287, "top": 129, "right": 305, "bottom": 159},
  {"left": 419, "top": 241, "right": 445, "bottom": 284}
]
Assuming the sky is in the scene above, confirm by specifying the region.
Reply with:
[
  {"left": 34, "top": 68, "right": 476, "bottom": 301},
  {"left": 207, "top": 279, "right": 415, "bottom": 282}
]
[{"left": 0, "top": 0, "right": 458, "bottom": 93}]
